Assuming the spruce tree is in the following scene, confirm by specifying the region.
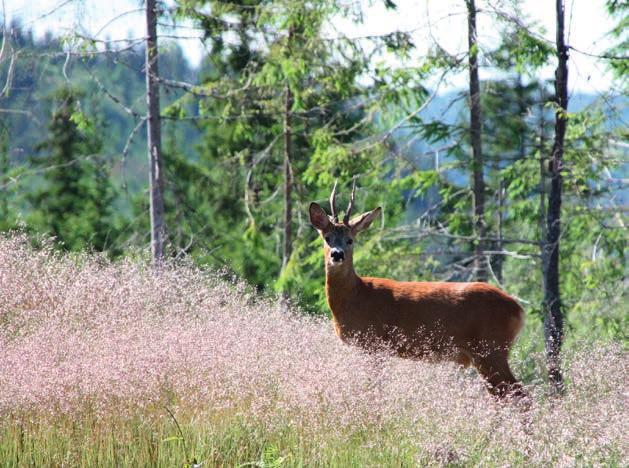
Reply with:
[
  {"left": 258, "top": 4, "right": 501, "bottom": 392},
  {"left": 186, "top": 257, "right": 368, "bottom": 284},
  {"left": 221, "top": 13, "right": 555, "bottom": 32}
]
[
  {"left": 26, "top": 87, "right": 116, "bottom": 252},
  {"left": 164, "top": 0, "right": 387, "bottom": 305}
]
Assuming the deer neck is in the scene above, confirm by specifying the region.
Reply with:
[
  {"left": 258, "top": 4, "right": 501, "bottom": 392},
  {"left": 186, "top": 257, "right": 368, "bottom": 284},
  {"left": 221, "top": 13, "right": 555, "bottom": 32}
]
[{"left": 325, "top": 262, "right": 360, "bottom": 316}]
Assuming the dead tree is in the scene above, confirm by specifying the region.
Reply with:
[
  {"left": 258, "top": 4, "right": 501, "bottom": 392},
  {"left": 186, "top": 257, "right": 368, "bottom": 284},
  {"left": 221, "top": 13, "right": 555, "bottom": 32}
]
[{"left": 145, "top": 0, "right": 166, "bottom": 263}]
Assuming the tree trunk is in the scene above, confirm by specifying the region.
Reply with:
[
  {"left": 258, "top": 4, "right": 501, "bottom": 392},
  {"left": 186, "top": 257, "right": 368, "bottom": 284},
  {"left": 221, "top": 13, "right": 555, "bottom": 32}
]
[
  {"left": 282, "top": 26, "right": 295, "bottom": 270},
  {"left": 0, "top": 131, "right": 8, "bottom": 221},
  {"left": 492, "top": 73, "right": 526, "bottom": 284},
  {"left": 516, "top": 73, "right": 527, "bottom": 161},
  {"left": 466, "top": 0, "right": 487, "bottom": 282},
  {"left": 145, "top": 0, "right": 166, "bottom": 263},
  {"left": 539, "top": 88, "right": 547, "bottom": 290},
  {"left": 495, "top": 178, "right": 504, "bottom": 283},
  {"left": 282, "top": 83, "right": 293, "bottom": 269},
  {"left": 544, "top": 0, "right": 568, "bottom": 394}
]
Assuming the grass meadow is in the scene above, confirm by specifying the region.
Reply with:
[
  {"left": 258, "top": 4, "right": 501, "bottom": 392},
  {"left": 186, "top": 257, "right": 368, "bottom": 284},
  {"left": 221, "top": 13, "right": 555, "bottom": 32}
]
[{"left": 0, "top": 234, "right": 626, "bottom": 466}]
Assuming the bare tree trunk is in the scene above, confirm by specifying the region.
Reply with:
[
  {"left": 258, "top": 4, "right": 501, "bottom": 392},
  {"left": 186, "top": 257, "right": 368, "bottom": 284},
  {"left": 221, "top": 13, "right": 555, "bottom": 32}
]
[
  {"left": 282, "top": 27, "right": 294, "bottom": 270},
  {"left": 495, "top": 178, "right": 504, "bottom": 283},
  {"left": 539, "top": 88, "right": 547, "bottom": 289},
  {"left": 516, "top": 73, "right": 527, "bottom": 161},
  {"left": 466, "top": 0, "right": 487, "bottom": 282},
  {"left": 145, "top": 0, "right": 166, "bottom": 263},
  {"left": 544, "top": 0, "right": 568, "bottom": 394},
  {"left": 282, "top": 83, "right": 293, "bottom": 269},
  {"left": 492, "top": 73, "right": 526, "bottom": 284},
  {"left": 0, "top": 131, "right": 8, "bottom": 221}
]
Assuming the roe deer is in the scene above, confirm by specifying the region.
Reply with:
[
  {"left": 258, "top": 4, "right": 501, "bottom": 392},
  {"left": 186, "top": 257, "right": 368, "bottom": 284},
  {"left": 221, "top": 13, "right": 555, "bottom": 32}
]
[{"left": 309, "top": 182, "right": 526, "bottom": 399}]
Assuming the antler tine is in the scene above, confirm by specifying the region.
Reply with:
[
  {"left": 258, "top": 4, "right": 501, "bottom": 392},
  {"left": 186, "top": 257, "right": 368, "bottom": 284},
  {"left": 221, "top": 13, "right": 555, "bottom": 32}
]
[
  {"left": 329, "top": 179, "right": 339, "bottom": 222},
  {"left": 343, "top": 177, "right": 356, "bottom": 225}
]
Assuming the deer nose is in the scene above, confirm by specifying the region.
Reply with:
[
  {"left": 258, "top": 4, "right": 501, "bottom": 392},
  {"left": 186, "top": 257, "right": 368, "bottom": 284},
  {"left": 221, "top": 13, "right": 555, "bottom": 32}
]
[{"left": 330, "top": 249, "right": 345, "bottom": 263}]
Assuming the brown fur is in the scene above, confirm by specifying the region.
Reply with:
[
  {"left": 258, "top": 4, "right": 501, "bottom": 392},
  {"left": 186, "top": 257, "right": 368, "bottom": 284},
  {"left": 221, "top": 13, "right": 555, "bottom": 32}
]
[{"left": 310, "top": 202, "right": 525, "bottom": 399}]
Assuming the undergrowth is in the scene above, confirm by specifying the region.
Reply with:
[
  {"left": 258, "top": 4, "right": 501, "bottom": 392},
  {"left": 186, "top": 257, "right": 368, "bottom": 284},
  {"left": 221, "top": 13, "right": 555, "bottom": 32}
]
[{"left": 0, "top": 234, "right": 626, "bottom": 466}]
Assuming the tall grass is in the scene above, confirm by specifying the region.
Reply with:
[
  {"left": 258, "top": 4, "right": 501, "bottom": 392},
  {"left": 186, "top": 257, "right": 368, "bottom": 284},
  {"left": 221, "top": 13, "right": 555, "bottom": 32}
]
[{"left": 0, "top": 234, "right": 626, "bottom": 466}]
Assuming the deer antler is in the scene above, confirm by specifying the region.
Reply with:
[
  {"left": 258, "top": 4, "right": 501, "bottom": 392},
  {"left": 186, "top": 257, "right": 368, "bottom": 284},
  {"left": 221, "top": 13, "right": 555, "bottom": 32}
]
[
  {"left": 343, "top": 178, "right": 356, "bottom": 225},
  {"left": 329, "top": 179, "right": 339, "bottom": 222}
]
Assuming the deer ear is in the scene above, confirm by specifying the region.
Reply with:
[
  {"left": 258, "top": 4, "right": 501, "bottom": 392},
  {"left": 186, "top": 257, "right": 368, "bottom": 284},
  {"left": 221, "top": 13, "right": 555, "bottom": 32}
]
[
  {"left": 309, "top": 202, "right": 330, "bottom": 231},
  {"left": 349, "top": 207, "right": 381, "bottom": 234}
]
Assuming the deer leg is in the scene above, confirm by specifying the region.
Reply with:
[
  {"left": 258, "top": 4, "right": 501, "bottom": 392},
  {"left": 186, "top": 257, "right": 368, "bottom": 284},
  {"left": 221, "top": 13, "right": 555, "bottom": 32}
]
[
  {"left": 454, "top": 348, "right": 473, "bottom": 368},
  {"left": 472, "top": 351, "right": 526, "bottom": 400}
]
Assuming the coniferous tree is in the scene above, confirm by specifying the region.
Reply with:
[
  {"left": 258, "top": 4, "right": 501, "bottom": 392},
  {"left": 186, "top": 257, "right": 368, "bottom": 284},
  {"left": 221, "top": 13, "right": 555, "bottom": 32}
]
[
  {"left": 0, "top": 124, "right": 17, "bottom": 231},
  {"left": 604, "top": 0, "right": 629, "bottom": 81},
  {"left": 165, "top": 0, "right": 391, "bottom": 306},
  {"left": 26, "top": 87, "right": 116, "bottom": 252}
]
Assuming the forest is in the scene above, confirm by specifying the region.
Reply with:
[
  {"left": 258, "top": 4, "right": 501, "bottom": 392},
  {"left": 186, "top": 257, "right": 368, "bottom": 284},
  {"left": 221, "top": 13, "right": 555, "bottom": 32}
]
[{"left": 0, "top": 0, "right": 627, "bottom": 465}]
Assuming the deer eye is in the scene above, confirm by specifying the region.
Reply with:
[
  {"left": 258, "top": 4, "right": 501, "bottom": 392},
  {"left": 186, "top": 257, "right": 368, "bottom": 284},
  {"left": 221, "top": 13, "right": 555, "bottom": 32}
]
[{"left": 347, "top": 238, "right": 353, "bottom": 245}]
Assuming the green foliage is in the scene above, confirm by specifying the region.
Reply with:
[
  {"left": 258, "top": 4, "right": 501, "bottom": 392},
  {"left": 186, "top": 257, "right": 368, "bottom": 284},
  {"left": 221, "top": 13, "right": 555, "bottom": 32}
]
[
  {"left": 0, "top": 2, "right": 625, "bottom": 344},
  {"left": 605, "top": 0, "right": 629, "bottom": 82},
  {"left": 165, "top": 0, "right": 406, "bottom": 308},
  {"left": 24, "top": 87, "right": 120, "bottom": 253},
  {"left": 0, "top": 125, "right": 19, "bottom": 231},
  {"left": 0, "top": 23, "right": 202, "bottom": 256},
  {"left": 491, "top": 28, "right": 554, "bottom": 74}
]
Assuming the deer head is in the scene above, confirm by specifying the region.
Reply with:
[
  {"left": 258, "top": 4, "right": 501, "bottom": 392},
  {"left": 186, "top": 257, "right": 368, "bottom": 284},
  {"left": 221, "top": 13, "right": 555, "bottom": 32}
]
[{"left": 309, "top": 180, "right": 382, "bottom": 270}]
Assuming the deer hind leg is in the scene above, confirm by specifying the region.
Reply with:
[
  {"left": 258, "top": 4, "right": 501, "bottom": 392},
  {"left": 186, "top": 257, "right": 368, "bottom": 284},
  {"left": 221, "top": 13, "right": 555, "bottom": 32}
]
[
  {"left": 472, "top": 351, "right": 526, "bottom": 400},
  {"left": 454, "top": 348, "right": 473, "bottom": 368}
]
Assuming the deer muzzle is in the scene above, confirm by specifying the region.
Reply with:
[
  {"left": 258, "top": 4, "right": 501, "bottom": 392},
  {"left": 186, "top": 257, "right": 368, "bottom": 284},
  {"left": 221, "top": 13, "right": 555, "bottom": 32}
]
[{"left": 330, "top": 248, "right": 345, "bottom": 264}]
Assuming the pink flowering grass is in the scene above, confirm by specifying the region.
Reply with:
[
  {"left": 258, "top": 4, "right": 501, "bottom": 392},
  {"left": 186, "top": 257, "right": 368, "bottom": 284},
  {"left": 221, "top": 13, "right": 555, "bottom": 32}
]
[{"left": 0, "top": 234, "right": 626, "bottom": 466}]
